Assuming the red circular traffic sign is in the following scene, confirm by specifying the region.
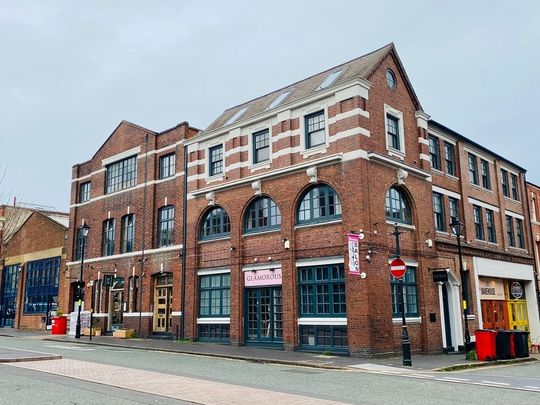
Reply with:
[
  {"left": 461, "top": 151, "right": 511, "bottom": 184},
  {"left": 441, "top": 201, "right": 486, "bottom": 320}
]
[{"left": 390, "top": 258, "right": 407, "bottom": 279}]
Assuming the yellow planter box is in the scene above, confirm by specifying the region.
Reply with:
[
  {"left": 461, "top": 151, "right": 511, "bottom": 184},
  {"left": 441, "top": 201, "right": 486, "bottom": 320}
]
[
  {"left": 113, "top": 329, "right": 135, "bottom": 339},
  {"left": 82, "top": 328, "right": 101, "bottom": 336}
]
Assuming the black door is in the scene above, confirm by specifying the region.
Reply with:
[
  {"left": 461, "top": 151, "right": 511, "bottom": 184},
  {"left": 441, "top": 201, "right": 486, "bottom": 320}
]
[
  {"left": 245, "top": 287, "right": 283, "bottom": 344},
  {"left": 442, "top": 284, "right": 453, "bottom": 351}
]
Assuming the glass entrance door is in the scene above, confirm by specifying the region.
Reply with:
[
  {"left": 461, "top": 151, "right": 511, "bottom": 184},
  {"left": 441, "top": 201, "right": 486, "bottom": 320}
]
[
  {"left": 245, "top": 287, "right": 283, "bottom": 344},
  {"left": 109, "top": 278, "right": 125, "bottom": 331},
  {"left": 1, "top": 265, "right": 19, "bottom": 327}
]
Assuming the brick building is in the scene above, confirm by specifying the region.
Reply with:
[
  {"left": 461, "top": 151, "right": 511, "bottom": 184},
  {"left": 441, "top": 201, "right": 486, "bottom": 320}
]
[
  {"left": 181, "top": 43, "right": 540, "bottom": 355},
  {"left": 67, "top": 43, "right": 540, "bottom": 354},
  {"left": 0, "top": 205, "right": 68, "bottom": 330},
  {"left": 66, "top": 121, "right": 198, "bottom": 337},
  {"left": 527, "top": 182, "right": 540, "bottom": 290}
]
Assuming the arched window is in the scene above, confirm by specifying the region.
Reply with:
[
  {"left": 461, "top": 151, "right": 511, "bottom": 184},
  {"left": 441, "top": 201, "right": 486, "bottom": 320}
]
[
  {"left": 297, "top": 184, "right": 342, "bottom": 224},
  {"left": 385, "top": 187, "right": 412, "bottom": 224},
  {"left": 200, "top": 207, "right": 231, "bottom": 240},
  {"left": 244, "top": 197, "right": 281, "bottom": 233}
]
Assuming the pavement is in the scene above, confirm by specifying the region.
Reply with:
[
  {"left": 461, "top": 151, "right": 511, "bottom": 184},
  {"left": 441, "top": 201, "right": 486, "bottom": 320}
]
[{"left": 0, "top": 328, "right": 537, "bottom": 371}]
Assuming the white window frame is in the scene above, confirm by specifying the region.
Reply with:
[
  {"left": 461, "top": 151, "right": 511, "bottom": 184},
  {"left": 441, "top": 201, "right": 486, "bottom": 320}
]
[{"left": 384, "top": 104, "right": 405, "bottom": 156}]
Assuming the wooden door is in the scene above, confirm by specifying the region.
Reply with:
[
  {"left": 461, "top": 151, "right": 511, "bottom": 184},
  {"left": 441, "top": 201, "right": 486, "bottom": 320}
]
[
  {"left": 482, "top": 300, "right": 508, "bottom": 330},
  {"left": 153, "top": 286, "right": 172, "bottom": 332}
]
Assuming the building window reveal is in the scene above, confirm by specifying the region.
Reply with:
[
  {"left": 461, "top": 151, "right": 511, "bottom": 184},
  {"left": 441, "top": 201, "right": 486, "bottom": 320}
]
[
  {"left": 444, "top": 142, "right": 456, "bottom": 176},
  {"left": 449, "top": 197, "right": 459, "bottom": 222},
  {"left": 24, "top": 257, "right": 60, "bottom": 313},
  {"left": 157, "top": 206, "right": 174, "bottom": 247},
  {"left": 516, "top": 218, "right": 525, "bottom": 248},
  {"left": 501, "top": 169, "right": 510, "bottom": 197},
  {"left": 486, "top": 209, "right": 496, "bottom": 243},
  {"left": 253, "top": 129, "right": 270, "bottom": 164},
  {"left": 305, "top": 110, "right": 326, "bottom": 149},
  {"left": 511, "top": 174, "right": 520, "bottom": 201},
  {"left": 159, "top": 153, "right": 176, "bottom": 179},
  {"left": 244, "top": 197, "right": 281, "bottom": 233},
  {"left": 433, "top": 192, "right": 445, "bottom": 231},
  {"left": 209, "top": 145, "right": 224, "bottom": 176},
  {"left": 386, "top": 114, "right": 400, "bottom": 151},
  {"left": 481, "top": 159, "right": 491, "bottom": 190},
  {"left": 105, "top": 156, "right": 137, "bottom": 194},
  {"left": 79, "top": 182, "right": 91, "bottom": 203},
  {"left": 101, "top": 219, "right": 115, "bottom": 256},
  {"left": 200, "top": 207, "right": 231, "bottom": 240},
  {"left": 391, "top": 266, "right": 418, "bottom": 317},
  {"left": 121, "top": 214, "right": 135, "bottom": 253},
  {"left": 468, "top": 154, "right": 479, "bottom": 186},
  {"left": 298, "top": 264, "right": 346, "bottom": 316},
  {"left": 473, "top": 205, "right": 484, "bottom": 240},
  {"left": 385, "top": 187, "right": 412, "bottom": 225},
  {"left": 506, "top": 215, "right": 515, "bottom": 247},
  {"left": 199, "top": 273, "right": 230, "bottom": 317},
  {"left": 429, "top": 135, "right": 441, "bottom": 170},
  {"left": 297, "top": 184, "right": 342, "bottom": 225}
]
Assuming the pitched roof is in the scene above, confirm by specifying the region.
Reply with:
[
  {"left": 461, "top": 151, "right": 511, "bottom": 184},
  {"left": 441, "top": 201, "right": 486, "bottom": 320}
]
[
  {"left": 0, "top": 206, "right": 33, "bottom": 243},
  {"left": 204, "top": 43, "right": 409, "bottom": 133},
  {"left": 0, "top": 206, "right": 69, "bottom": 246},
  {"left": 41, "top": 211, "right": 69, "bottom": 228}
]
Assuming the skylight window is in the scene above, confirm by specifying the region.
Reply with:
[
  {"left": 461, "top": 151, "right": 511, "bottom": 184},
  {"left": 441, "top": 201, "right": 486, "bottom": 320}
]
[
  {"left": 267, "top": 90, "right": 292, "bottom": 110},
  {"left": 225, "top": 106, "right": 248, "bottom": 126},
  {"left": 316, "top": 69, "right": 343, "bottom": 90}
]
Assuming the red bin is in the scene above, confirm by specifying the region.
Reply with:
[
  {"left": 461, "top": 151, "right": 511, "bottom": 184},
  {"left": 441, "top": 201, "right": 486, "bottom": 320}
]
[
  {"left": 475, "top": 329, "right": 498, "bottom": 361},
  {"left": 51, "top": 316, "right": 67, "bottom": 334}
]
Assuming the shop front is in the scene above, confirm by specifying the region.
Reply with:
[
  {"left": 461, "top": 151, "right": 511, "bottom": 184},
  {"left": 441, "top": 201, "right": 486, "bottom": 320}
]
[
  {"left": 473, "top": 257, "right": 539, "bottom": 340},
  {"left": 479, "top": 277, "right": 529, "bottom": 331},
  {"left": 243, "top": 265, "right": 283, "bottom": 346}
]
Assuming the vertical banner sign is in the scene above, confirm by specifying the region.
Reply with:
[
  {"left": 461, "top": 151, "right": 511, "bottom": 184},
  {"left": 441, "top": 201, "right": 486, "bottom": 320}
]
[{"left": 347, "top": 233, "right": 361, "bottom": 275}]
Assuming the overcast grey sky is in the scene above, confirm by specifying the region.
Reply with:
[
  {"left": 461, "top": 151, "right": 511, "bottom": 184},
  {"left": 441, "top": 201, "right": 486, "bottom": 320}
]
[{"left": 1, "top": 1, "right": 539, "bottom": 212}]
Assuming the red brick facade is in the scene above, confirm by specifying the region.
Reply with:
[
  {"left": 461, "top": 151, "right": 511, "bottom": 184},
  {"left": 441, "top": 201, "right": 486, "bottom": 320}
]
[
  {"left": 66, "top": 121, "right": 198, "bottom": 337},
  {"left": 64, "top": 44, "right": 540, "bottom": 354},
  {"left": 0, "top": 206, "right": 68, "bottom": 330}
]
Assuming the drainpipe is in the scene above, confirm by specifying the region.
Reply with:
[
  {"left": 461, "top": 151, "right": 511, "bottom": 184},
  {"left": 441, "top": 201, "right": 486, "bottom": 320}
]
[
  {"left": 180, "top": 135, "right": 188, "bottom": 340},
  {"left": 138, "top": 134, "right": 149, "bottom": 338}
]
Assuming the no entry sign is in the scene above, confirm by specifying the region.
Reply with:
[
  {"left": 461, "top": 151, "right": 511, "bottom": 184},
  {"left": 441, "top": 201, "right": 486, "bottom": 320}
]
[{"left": 390, "top": 258, "right": 407, "bottom": 279}]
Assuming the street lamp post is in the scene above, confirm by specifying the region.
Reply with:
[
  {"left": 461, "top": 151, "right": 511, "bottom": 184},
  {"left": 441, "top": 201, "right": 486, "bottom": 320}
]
[
  {"left": 75, "top": 223, "right": 90, "bottom": 339},
  {"left": 450, "top": 217, "right": 471, "bottom": 355},
  {"left": 392, "top": 225, "right": 412, "bottom": 367}
]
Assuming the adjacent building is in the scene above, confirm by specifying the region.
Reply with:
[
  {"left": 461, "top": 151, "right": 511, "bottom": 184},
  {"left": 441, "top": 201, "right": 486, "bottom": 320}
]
[
  {"left": 65, "top": 43, "right": 540, "bottom": 355},
  {"left": 182, "top": 43, "right": 539, "bottom": 354},
  {"left": 0, "top": 205, "right": 69, "bottom": 329},
  {"left": 66, "top": 121, "right": 198, "bottom": 336}
]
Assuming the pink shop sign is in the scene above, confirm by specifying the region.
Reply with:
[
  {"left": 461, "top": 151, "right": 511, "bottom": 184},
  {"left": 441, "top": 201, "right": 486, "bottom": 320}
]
[{"left": 244, "top": 268, "right": 282, "bottom": 287}]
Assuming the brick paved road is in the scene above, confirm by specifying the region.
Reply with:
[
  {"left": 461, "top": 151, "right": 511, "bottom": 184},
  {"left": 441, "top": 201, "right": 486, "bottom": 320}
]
[{"left": 10, "top": 359, "right": 350, "bottom": 404}]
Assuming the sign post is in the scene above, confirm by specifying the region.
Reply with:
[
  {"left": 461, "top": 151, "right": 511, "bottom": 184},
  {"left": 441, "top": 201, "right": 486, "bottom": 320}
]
[{"left": 391, "top": 226, "right": 412, "bottom": 367}]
